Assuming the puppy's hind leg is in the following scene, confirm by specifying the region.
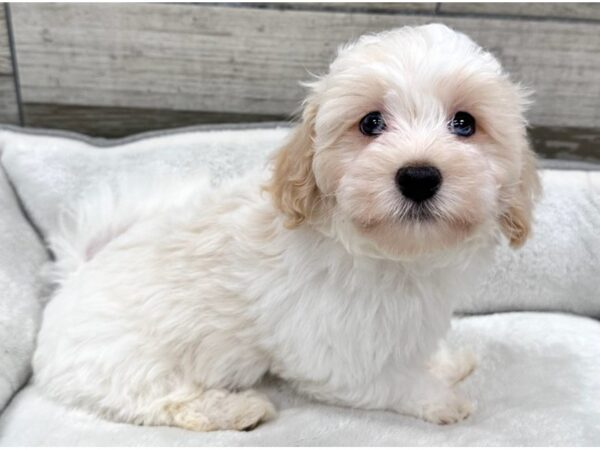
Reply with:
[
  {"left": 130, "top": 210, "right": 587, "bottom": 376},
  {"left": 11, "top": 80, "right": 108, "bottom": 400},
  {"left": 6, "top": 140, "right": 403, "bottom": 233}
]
[{"left": 163, "top": 388, "right": 276, "bottom": 432}]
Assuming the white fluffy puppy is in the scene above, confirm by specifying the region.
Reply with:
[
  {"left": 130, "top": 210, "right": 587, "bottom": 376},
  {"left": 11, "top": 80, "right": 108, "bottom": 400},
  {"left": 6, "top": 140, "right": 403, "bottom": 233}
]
[{"left": 33, "top": 24, "right": 540, "bottom": 431}]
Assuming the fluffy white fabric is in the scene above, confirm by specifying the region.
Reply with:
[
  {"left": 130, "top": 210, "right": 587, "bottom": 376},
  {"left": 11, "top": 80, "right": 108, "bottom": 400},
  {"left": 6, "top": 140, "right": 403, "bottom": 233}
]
[
  {"left": 1, "top": 313, "right": 599, "bottom": 446},
  {"left": 1, "top": 126, "right": 598, "bottom": 317},
  {"left": 0, "top": 167, "right": 48, "bottom": 410},
  {"left": 0, "top": 123, "right": 598, "bottom": 444},
  {"left": 0, "top": 126, "right": 287, "bottom": 237},
  {"left": 473, "top": 169, "right": 600, "bottom": 316}
]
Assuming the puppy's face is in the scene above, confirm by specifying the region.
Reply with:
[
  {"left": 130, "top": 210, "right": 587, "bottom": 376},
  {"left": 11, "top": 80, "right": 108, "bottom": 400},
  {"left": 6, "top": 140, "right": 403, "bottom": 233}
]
[{"left": 269, "top": 24, "right": 540, "bottom": 259}]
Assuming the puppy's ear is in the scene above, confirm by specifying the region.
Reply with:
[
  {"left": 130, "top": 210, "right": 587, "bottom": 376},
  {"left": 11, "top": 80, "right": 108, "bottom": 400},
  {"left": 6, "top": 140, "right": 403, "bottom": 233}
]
[
  {"left": 266, "top": 103, "right": 321, "bottom": 227},
  {"left": 499, "top": 138, "right": 541, "bottom": 248}
]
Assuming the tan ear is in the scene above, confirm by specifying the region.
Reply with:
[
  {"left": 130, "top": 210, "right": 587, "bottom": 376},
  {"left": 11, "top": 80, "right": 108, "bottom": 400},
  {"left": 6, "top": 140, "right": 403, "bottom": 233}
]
[
  {"left": 266, "top": 104, "right": 321, "bottom": 227},
  {"left": 499, "top": 139, "right": 542, "bottom": 248}
]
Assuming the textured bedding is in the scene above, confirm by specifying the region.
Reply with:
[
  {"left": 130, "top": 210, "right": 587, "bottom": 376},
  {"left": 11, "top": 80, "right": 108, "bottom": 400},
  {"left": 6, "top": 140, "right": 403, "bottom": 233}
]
[
  {"left": 0, "top": 124, "right": 598, "bottom": 446},
  {"left": 0, "top": 167, "right": 48, "bottom": 412},
  {"left": 1, "top": 125, "right": 599, "bottom": 317},
  {"left": 1, "top": 313, "right": 599, "bottom": 446}
]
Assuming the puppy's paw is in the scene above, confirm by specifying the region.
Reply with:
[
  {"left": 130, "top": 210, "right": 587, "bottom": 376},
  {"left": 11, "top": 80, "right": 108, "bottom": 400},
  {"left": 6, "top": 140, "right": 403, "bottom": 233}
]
[
  {"left": 168, "top": 389, "right": 276, "bottom": 432},
  {"left": 428, "top": 346, "right": 477, "bottom": 386},
  {"left": 230, "top": 390, "right": 277, "bottom": 431},
  {"left": 419, "top": 390, "right": 474, "bottom": 425}
]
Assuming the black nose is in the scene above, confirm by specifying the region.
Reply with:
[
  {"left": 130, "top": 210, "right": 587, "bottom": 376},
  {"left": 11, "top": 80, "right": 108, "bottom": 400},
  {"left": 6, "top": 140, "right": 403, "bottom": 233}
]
[{"left": 395, "top": 165, "right": 442, "bottom": 202}]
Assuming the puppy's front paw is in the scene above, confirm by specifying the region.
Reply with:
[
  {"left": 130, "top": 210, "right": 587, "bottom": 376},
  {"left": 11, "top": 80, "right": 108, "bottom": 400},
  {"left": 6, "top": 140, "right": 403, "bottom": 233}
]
[{"left": 419, "top": 390, "right": 473, "bottom": 425}]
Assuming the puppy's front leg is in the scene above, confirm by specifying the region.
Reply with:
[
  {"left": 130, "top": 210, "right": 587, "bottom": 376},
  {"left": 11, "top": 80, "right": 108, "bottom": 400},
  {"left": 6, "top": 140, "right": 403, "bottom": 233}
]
[
  {"left": 305, "top": 364, "right": 473, "bottom": 425},
  {"left": 427, "top": 342, "right": 478, "bottom": 386},
  {"left": 392, "top": 367, "right": 474, "bottom": 425}
]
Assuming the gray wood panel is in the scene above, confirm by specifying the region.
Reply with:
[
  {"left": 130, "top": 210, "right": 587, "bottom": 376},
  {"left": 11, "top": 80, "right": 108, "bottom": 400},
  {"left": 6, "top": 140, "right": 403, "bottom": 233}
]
[
  {"left": 0, "top": 5, "right": 19, "bottom": 124},
  {"left": 236, "top": 3, "right": 437, "bottom": 13},
  {"left": 20, "top": 103, "right": 600, "bottom": 164},
  {"left": 529, "top": 126, "right": 600, "bottom": 164},
  {"left": 11, "top": 4, "right": 600, "bottom": 129},
  {"left": 0, "top": 6, "right": 13, "bottom": 74},
  {"left": 23, "top": 103, "right": 285, "bottom": 138},
  {"left": 0, "top": 75, "right": 18, "bottom": 124},
  {"left": 439, "top": 3, "right": 600, "bottom": 21}
]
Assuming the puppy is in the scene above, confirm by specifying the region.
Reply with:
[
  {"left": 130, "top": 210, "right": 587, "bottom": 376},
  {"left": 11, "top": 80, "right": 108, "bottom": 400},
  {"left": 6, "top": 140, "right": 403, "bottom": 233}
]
[{"left": 33, "top": 24, "right": 540, "bottom": 431}]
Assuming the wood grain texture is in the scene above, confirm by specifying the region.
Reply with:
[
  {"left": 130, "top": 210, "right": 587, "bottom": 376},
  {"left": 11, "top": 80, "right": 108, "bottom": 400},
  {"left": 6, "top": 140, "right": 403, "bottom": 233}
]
[
  {"left": 18, "top": 103, "right": 600, "bottom": 164},
  {"left": 23, "top": 103, "right": 286, "bottom": 138},
  {"left": 0, "top": 75, "right": 18, "bottom": 124},
  {"left": 0, "top": 5, "right": 19, "bottom": 124},
  {"left": 529, "top": 126, "right": 600, "bottom": 164},
  {"left": 233, "top": 2, "right": 437, "bottom": 13},
  {"left": 439, "top": 3, "right": 600, "bottom": 21},
  {"left": 0, "top": 5, "right": 13, "bottom": 74},
  {"left": 11, "top": 3, "right": 600, "bottom": 129}
]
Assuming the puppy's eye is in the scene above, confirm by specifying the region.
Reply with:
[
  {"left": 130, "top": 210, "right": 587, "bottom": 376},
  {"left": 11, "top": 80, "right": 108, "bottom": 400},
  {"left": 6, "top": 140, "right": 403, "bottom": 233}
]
[
  {"left": 449, "top": 111, "right": 476, "bottom": 137},
  {"left": 359, "top": 111, "right": 386, "bottom": 136}
]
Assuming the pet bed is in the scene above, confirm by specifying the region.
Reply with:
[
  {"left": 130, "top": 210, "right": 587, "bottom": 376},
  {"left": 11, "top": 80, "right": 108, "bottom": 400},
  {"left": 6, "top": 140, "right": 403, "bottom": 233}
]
[{"left": 0, "top": 124, "right": 598, "bottom": 445}]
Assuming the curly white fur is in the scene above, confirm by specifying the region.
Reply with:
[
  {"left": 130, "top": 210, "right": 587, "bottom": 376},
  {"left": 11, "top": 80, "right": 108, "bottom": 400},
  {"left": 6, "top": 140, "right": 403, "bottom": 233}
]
[{"left": 32, "top": 24, "right": 539, "bottom": 431}]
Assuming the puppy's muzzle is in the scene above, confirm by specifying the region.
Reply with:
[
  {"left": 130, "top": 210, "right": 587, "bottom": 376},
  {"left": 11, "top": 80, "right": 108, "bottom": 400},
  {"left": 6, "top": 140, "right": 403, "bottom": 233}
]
[{"left": 395, "top": 165, "right": 442, "bottom": 203}]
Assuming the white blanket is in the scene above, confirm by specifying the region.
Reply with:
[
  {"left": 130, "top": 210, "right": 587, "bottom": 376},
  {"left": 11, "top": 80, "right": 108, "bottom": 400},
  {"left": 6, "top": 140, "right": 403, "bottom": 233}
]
[
  {"left": 1, "top": 125, "right": 599, "bottom": 317},
  {"left": 0, "top": 125, "right": 598, "bottom": 445},
  {"left": 0, "top": 167, "right": 48, "bottom": 411},
  {"left": 1, "top": 313, "right": 599, "bottom": 446}
]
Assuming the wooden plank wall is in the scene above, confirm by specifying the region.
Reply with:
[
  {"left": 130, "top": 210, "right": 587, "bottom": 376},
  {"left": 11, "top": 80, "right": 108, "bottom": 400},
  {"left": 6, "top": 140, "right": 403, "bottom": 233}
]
[
  {"left": 1, "top": 3, "right": 599, "bottom": 145},
  {"left": 0, "top": 5, "right": 19, "bottom": 125}
]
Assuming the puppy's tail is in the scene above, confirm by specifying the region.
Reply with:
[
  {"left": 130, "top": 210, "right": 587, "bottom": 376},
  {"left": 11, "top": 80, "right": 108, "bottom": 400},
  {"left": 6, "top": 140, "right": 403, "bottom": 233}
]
[{"left": 44, "top": 171, "right": 211, "bottom": 289}]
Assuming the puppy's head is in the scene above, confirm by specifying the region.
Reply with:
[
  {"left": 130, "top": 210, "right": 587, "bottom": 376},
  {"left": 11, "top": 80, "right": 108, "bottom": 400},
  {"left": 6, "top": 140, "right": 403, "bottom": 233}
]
[{"left": 267, "top": 24, "right": 540, "bottom": 259}]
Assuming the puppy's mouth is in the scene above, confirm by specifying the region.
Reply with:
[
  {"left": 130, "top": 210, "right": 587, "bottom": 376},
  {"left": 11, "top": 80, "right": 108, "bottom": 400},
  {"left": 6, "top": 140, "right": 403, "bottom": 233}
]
[
  {"left": 353, "top": 200, "right": 437, "bottom": 231},
  {"left": 392, "top": 199, "right": 477, "bottom": 235},
  {"left": 399, "top": 201, "right": 436, "bottom": 223}
]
